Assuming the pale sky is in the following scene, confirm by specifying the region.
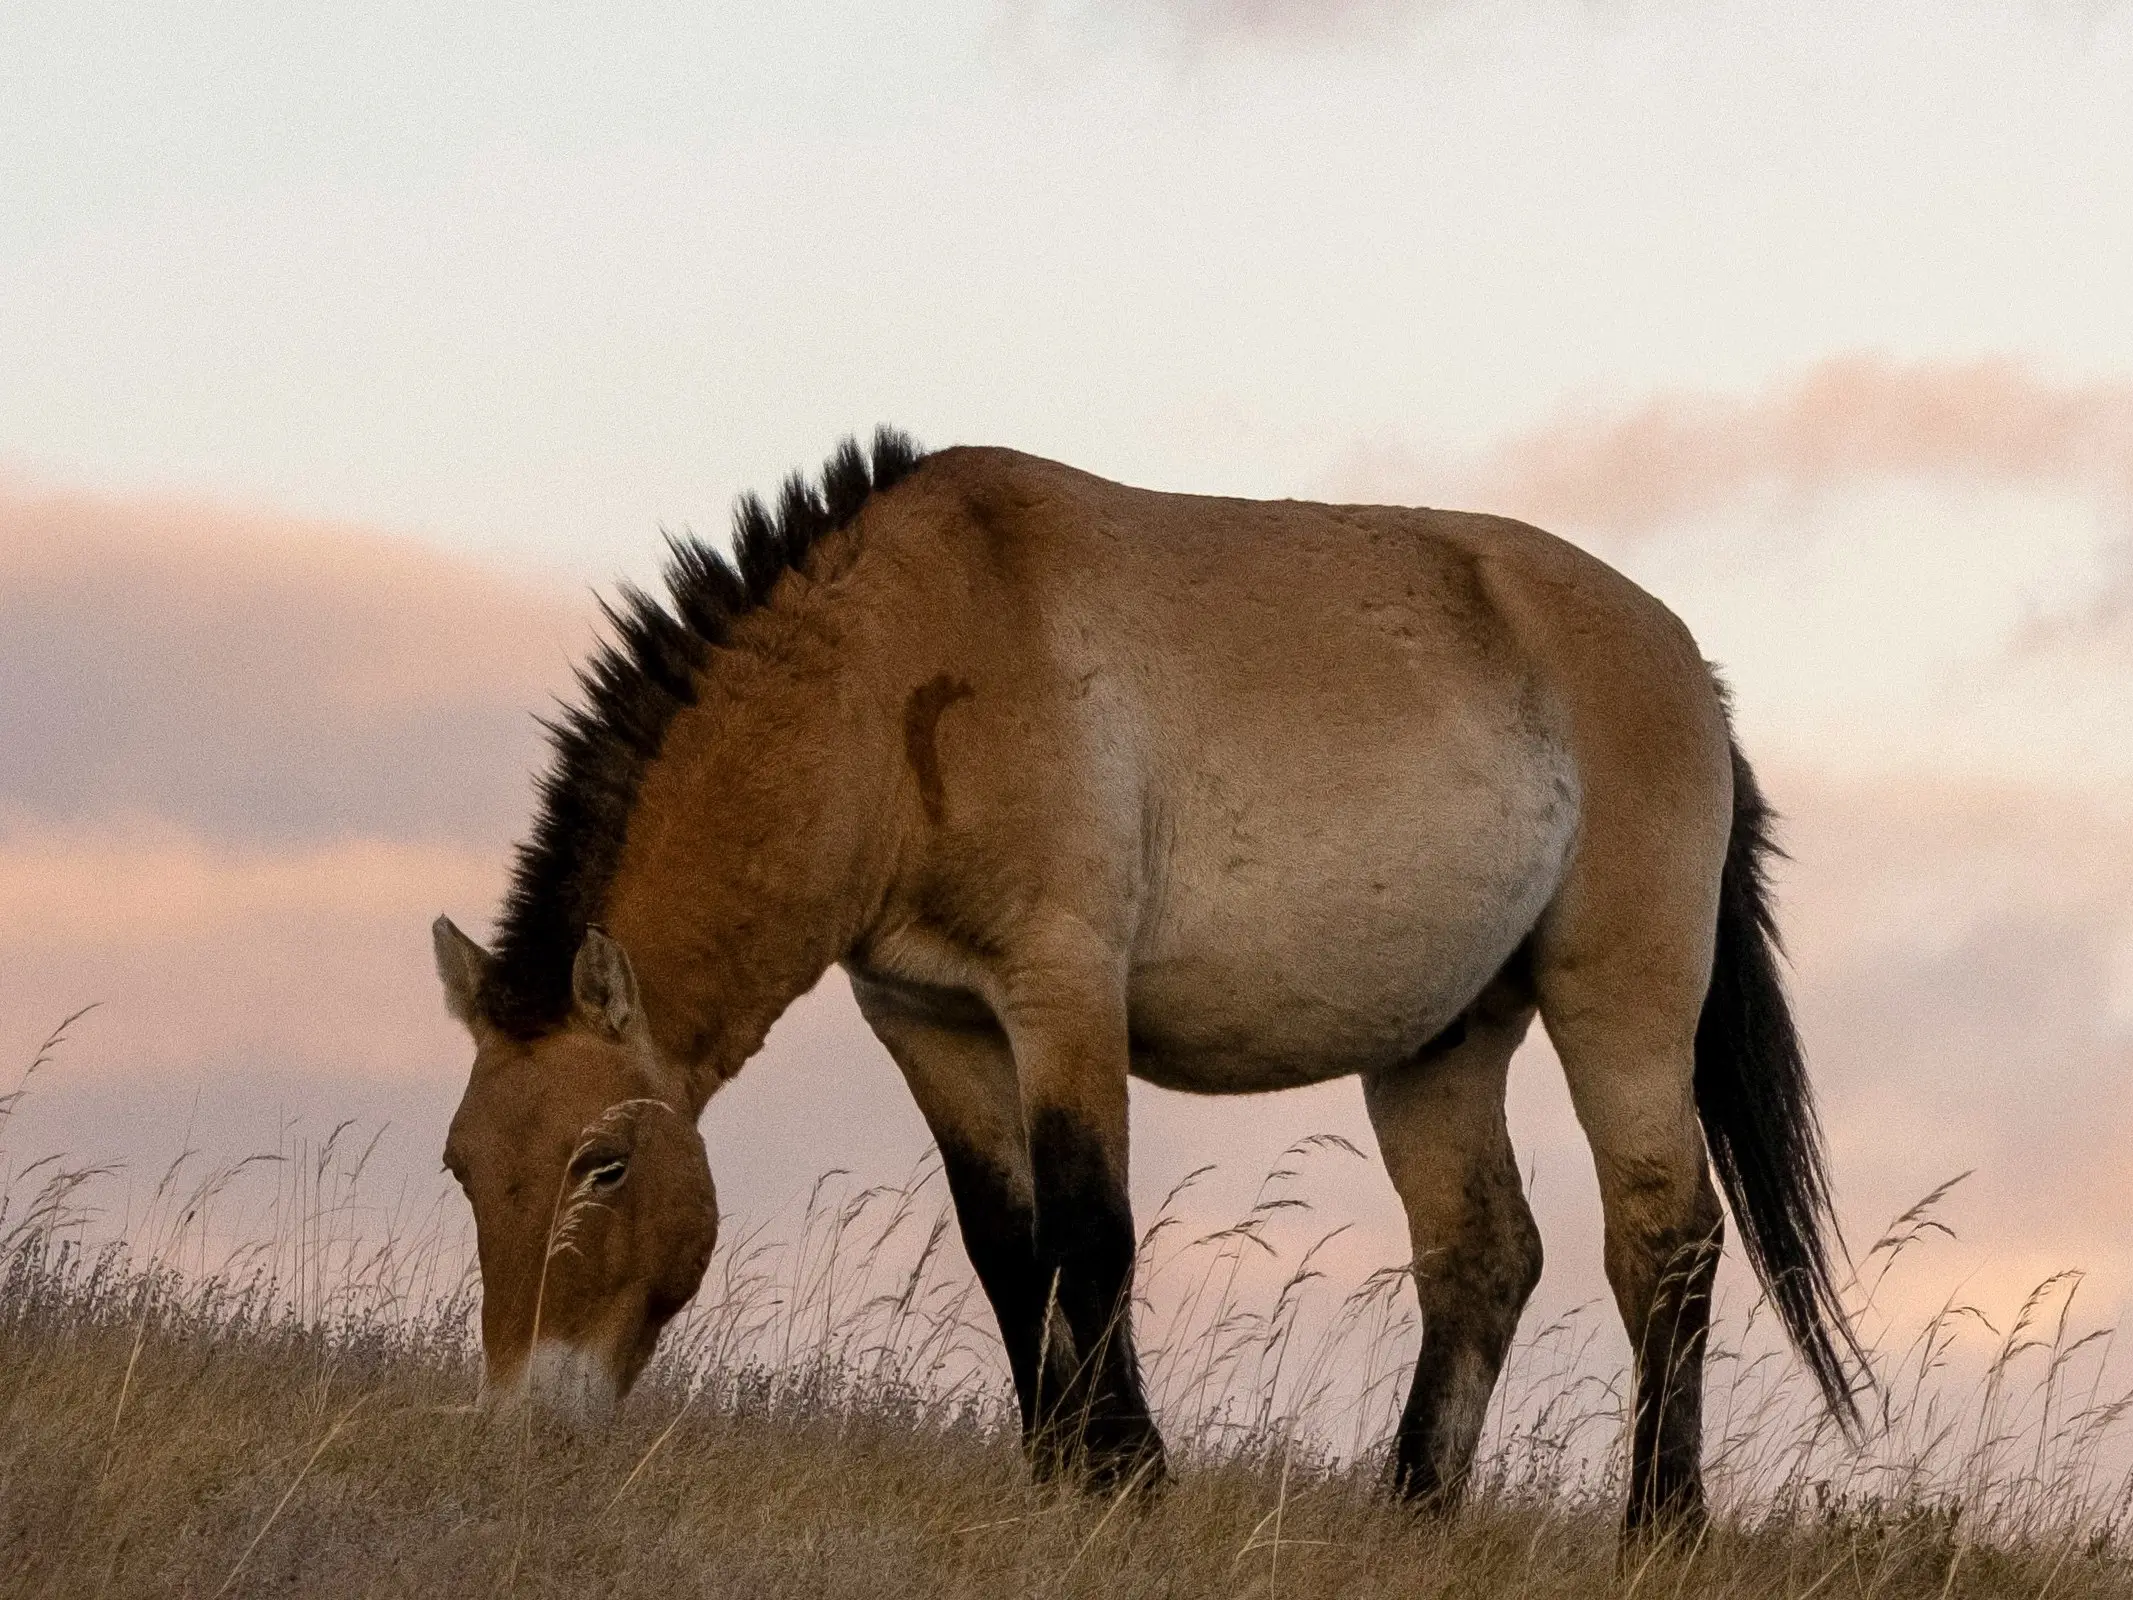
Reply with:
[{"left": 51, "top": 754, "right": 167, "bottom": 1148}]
[
  {"left": 7, "top": 2, "right": 2131, "bottom": 565},
  {"left": 4, "top": 0, "right": 2131, "bottom": 1394}
]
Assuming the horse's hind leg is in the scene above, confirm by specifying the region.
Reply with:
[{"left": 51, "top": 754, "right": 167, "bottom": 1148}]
[
  {"left": 1362, "top": 970, "right": 1543, "bottom": 1507},
  {"left": 1536, "top": 880, "right": 1726, "bottom": 1536}
]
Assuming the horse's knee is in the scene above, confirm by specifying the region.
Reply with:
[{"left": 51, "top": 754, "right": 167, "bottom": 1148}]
[
  {"left": 1600, "top": 1163, "right": 1722, "bottom": 1318},
  {"left": 1416, "top": 1170, "right": 1542, "bottom": 1331},
  {"left": 1499, "top": 1190, "right": 1545, "bottom": 1314}
]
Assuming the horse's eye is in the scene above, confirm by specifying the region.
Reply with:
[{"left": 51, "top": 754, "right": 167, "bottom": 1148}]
[{"left": 576, "top": 1155, "right": 629, "bottom": 1192}]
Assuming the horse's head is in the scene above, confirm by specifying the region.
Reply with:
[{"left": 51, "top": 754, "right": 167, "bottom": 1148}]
[{"left": 432, "top": 917, "right": 716, "bottom": 1422}]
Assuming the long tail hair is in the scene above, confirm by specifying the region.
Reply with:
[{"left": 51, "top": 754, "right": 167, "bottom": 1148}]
[{"left": 1694, "top": 718, "right": 1867, "bottom": 1426}]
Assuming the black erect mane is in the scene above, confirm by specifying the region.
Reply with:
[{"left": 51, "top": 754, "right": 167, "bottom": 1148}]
[{"left": 481, "top": 426, "right": 927, "bottom": 1038}]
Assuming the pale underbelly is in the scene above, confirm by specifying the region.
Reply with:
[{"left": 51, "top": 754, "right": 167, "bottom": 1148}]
[
  {"left": 1124, "top": 1038, "right": 1386, "bottom": 1095},
  {"left": 1121, "top": 919, "right": 1516, "bottom": 1094},
  {"left": 1121, "top": 787, "right": 1573, "bottom": 1092}
]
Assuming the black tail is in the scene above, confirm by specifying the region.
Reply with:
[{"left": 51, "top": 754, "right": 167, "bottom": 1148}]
[{"left": 1695, "top": 723, "right": 1866, "bottom": 1428}]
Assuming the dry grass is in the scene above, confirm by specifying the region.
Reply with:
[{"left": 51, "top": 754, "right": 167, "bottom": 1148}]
[{"left": 4, "top": 1017, "right": 2131, "bottom": 1597}]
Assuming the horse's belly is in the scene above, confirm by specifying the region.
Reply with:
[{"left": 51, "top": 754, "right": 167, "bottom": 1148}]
[
  {"left": 1124, "top": 742, "right": 1576, "bottom": 1095},
  {"left": 1124, "top": 926, "right": 1493, "bottom": 1094}
]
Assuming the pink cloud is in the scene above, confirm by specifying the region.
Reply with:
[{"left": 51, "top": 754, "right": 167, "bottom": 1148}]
[
  {"left": 1760, "top": 764, "right": 2133, "bottom": 1309},
  {"left": 0, "top": 479, "right": 589, "bottom": 848},
  {"left": 0, "top": 486, "right": 928, "bottom": 1251},
  {"left": 0, "top": 821, "right": 498, "bottom": 1104},
  {"left": 1327, "top": 355, "right": 2133, "bottom": 540},
  {"left": 0, "top": 483, "right": 599, "bottom": 1212}
]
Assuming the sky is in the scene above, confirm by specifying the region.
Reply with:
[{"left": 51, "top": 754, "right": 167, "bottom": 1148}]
[{"left": 4, "top": 0, "right": 2132, "bottom": 1387}]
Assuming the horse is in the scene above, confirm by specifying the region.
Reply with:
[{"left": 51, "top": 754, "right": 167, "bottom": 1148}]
[{"left": 432, "top": 428, "right": 1861, "bottom": 1534}]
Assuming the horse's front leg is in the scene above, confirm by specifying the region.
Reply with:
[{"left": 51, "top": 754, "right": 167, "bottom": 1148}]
[
  {"left": 999, "top": 949, "right": 1165, "bottom": 1494},
  {"left": 849, "top": 982, "right": 1076, "bottom": 1465}
]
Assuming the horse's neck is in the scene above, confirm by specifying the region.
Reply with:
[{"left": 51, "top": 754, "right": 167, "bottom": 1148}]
[{"left": 601, "top": 617, "right": 898, "bottom": 1106}]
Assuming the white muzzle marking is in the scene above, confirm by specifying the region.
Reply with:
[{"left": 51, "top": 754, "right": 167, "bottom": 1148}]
[{"left": 489, "top": 1339, "right": 623, "bottom": 1426}]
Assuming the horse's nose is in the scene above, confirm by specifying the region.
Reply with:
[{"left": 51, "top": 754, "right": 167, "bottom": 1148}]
[{"left": 482, "top": 1339, "right": 623, "bottom": 1427}]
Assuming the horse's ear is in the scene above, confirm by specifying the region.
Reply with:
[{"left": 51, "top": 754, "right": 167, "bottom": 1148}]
[
  {"left": 432, "top": 916, "right": 494, "bottom": 1030},
  {"left": 572, "top": 926, "right": 640, "bottom": 1039}
]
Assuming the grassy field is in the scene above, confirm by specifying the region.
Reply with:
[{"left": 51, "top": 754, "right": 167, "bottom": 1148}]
[{"left": 5, "top": 1021, "right": 2131, "bottom": 1597}]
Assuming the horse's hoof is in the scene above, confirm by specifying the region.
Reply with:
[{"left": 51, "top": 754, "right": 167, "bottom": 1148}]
[
  {"left": 1084, "top": 1445, "right": 1168, "bottom": 1505},
  {"left": 1619, "top": 1492, "right": 1710, "bottom": 1558}
]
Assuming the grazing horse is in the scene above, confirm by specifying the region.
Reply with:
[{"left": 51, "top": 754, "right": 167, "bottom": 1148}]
[{"left": 432, "top": 430, "right": 1861, "bottom": 1533}]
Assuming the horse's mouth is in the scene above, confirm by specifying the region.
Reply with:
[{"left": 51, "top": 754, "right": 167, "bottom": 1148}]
[{"left": 481, "top": 1338, "right": 625, "bottom": 1426}]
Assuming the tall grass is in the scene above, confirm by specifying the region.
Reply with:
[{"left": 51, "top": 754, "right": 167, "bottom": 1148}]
[{"left": 3, "top": 1017, "right": 2129, "bottom": 1596}]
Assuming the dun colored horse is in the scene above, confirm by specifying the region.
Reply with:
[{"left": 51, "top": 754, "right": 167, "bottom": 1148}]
[{"left": 434, "top": 430, "right": 1860, "bottom": 1532}]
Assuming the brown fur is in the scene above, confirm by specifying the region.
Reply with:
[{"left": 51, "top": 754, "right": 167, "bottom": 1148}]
[{"left": 437, "top": 444, "right": 1825, "bottom": 1525}]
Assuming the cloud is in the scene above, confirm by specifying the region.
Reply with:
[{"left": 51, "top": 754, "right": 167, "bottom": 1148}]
[
  {"left": 0, "top": 819, "right": 488, "bottom": 1079},
  {"left": 0, "top": 483, "right": 595, "bottom": 1217},
  {"left": 0, "top": 480, "right": 590, "bottom": 849},
  {"left": 1149, "top": 0, "right": 1423, "bottom": 42},
  {"left": 1003, "top": 0, "right": 1433, "bottom": 56},
  {"left": 1099, "top": 0, "right": 2133, "bottom": 55},
  {"left": 1327, "top": 355, "right": 2133, "bottom": 541},
  {"left": 1766, "top": 764, "right": 2133, "bottom": 1312}
]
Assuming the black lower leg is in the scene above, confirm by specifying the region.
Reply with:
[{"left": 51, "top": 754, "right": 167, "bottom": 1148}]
[
  {"left": 1393, "top": 1328, "right": 1499, "bottom": 1506},
  {"left": 1026, "top": 1107, "right": 1164, "bottom": 1490},
  {"left": 1392, "top": 1203, "right": 1542, "bottom": 1507},
  {"left": 1625, "top": 1226, "right": 1721, "bottom": 1537},
  {"left": 934, "top": 1137, "right": 1053, "bottom": 1440}
]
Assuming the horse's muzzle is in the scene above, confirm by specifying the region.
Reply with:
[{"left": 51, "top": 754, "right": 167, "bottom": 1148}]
[{"left": 481, "top": 1339, "right": 624, "bottom": 1427}]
